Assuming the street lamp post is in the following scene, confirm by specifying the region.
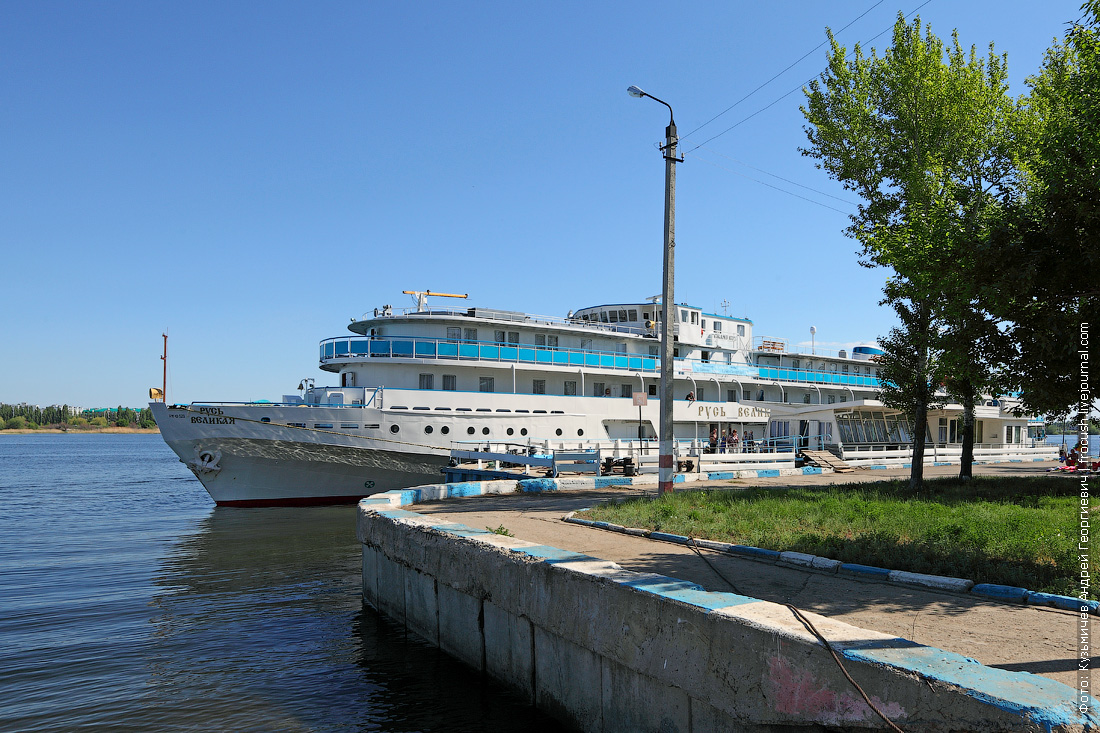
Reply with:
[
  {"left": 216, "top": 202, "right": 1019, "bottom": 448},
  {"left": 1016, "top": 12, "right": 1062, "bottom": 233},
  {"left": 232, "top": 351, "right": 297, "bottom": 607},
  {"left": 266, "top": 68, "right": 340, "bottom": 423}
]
[{"left": 628, "top": 85, "right": 681, "bottom": 496}]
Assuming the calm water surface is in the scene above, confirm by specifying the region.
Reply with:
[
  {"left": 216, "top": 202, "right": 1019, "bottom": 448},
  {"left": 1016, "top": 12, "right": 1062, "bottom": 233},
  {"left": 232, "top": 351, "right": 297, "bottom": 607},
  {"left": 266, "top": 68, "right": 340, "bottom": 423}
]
[{"left": 0, "top": 435, "right": 564, "bottom": 732}]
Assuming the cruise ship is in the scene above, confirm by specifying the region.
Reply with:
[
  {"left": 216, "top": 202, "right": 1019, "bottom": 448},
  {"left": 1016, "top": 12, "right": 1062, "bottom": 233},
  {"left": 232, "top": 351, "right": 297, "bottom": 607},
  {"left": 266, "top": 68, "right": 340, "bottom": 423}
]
[{"left": 151, "top": 291, "right": 1050, "bottom": 506}]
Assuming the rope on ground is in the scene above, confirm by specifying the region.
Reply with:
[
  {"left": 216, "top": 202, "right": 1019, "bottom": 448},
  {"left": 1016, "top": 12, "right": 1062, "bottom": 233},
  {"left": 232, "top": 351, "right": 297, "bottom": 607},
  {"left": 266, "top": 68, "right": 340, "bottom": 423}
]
[
  {"left": 171, "top": 404, "right": 451, "bottom": 452},
  {"left": 685, "top": 537, "right": 906, "bottom": 733}
]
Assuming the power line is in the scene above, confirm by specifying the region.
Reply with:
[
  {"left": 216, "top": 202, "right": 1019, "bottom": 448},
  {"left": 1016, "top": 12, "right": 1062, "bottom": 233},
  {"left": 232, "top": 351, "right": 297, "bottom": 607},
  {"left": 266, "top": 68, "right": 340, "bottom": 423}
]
[
  {"left": 681, "top": 0, "right": 886, "bottom": 142},
  {"left": 691, "top": 147, "right": 859, "bottom": 205},
  {"left": 685, "top": 151, "right": 856, "bottom": 215},
  {"left": 683, "top": 0, "right": 934, "bottom": 154}
]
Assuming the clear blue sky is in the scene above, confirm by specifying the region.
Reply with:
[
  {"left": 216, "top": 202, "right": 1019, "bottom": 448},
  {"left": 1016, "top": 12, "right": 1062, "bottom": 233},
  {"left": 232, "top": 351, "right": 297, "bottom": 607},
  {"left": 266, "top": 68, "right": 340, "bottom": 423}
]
[{"left": 1, "top": 1, "right": 1083, "bottom": 408}]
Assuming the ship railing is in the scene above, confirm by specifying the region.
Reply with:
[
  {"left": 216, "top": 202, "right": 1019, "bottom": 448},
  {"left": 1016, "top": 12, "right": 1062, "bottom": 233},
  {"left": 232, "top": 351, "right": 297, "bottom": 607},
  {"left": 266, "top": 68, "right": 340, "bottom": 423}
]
[
  {"left": 838, "top": 441, "right": 1060, "bottom": 466},
  {"left": 369, "top": 306, "right": 650, "bottom": 335},
  {"left": 319, "top": 336, "right": 882, "bottom": 388}
]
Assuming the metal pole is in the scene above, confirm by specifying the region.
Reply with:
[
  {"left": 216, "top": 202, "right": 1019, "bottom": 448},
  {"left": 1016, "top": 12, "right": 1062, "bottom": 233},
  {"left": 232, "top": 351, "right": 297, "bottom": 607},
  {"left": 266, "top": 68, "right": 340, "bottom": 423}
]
[
  {"left": 658, "top": 119, "right": 678, "bottom": 495},
  {"left": 161, "top": 333, "right": 168, "bottom": 403}
]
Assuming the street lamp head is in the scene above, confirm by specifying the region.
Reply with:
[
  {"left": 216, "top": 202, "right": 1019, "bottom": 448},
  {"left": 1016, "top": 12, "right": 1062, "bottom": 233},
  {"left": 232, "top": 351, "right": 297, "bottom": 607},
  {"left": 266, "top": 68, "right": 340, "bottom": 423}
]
[{"left": 627, "top": 85, "right": 646, "bottom": 98}]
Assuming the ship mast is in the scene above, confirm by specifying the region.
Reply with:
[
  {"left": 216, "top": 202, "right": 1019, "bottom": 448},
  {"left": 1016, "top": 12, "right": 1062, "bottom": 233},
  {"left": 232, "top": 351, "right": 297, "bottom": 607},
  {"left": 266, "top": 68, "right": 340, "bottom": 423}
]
[{"left": 161, "top": 333, "right": 167, "bottom": 403}]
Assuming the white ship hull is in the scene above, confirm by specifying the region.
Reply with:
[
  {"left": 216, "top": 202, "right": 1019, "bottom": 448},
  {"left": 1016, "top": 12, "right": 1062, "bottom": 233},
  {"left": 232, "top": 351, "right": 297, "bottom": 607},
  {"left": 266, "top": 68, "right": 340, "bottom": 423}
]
[{"left": 152, "top": 403, "right": 448, "bottom": 506}]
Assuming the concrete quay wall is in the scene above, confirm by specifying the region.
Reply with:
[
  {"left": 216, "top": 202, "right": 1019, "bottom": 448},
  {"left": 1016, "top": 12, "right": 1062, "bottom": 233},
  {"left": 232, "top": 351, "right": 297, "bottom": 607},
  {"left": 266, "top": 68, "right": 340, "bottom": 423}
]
[{"left": 357, "top": 500, "right": 1091, "bottom": 732}]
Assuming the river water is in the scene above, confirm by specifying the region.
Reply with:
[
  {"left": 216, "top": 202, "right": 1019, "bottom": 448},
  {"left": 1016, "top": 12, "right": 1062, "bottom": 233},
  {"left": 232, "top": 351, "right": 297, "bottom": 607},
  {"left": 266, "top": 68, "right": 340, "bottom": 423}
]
[{"left": 0, "top": 434, "right": 564, "bottom": 732}]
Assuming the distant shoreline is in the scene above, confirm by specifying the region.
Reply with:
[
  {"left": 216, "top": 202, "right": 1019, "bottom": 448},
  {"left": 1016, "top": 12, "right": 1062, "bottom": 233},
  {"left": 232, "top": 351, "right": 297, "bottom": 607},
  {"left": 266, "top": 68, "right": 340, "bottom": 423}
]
[{"left": 0, "top": 427, "right": 160, "bottom": 435}]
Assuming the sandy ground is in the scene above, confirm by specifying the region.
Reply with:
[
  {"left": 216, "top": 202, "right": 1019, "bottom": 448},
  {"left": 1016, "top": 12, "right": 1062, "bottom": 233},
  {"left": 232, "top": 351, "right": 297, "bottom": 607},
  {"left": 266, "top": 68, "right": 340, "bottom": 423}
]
[{"left": 410, "top": 461, "right": 1085, "bottom": 688}]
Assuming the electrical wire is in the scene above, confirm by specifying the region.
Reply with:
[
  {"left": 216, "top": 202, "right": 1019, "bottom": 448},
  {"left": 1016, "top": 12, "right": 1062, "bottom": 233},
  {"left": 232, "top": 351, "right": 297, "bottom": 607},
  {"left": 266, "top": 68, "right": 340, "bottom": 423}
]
[
  {"left": 681, "top": 0, "right": 887, "bottom": 142},
  {"left": 682, "top": 0, "right": 935, "bottom": 154},
  {"left": 685, "top": 151, "right": 856, "bottom": 215},
  {"left": 689, "top": 148, "right": 859, "bottom": 206}
]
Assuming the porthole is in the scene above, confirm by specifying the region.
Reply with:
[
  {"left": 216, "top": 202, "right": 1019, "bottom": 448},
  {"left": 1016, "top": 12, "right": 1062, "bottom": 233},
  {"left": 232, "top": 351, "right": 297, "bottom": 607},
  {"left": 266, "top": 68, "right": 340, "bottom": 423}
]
[
  {"left": 424, "top": 425, "right": 433, "bottom": 434},
  {"left": 467, "top": 427, "right": 475, "bottom": 435},
  {"left": 507, "top": 428, "right": 514, "bottom": 436},
  {"left": 441, "top": 426, "right": 450, "bottom": 435},
  {"left": 577, "top": 429, "right": 584, "bottom": 436},
  {"left": 260, "top": 417, "right": 271, "bottom": 423},
  {"left": 555, "top": 428, "right": 563, "bottom": 436},
  {"left": 520, "top": 428, "right": 528, "bottom": 436},
  {"left": 390, "top": 424, "right": 400, "bottom": 434},
  {"left": 482, "top": 427, "right": 490, "bottom": 435}
]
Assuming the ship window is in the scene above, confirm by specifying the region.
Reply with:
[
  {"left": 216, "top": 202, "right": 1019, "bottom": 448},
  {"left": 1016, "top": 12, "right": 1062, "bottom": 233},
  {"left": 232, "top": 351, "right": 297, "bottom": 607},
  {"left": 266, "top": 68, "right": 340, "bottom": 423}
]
[
  {"left": 628, "top": 309, "right": 637, "bottom": 321},
  {"left": 364, "top": 424, "right": 380, "bottom": 429},
  {"left": 828, "top": 395, "right": 835, "bottom": 404},
  {"left": 467, "top": 427, "right": 475, "bottom": 435},
  {"left": 515, "top": 409, "right": 529, "bottom": 413},
  {"left": 495, "top": 330, "right": 506, "bottom": 344},
  {"left": 261, "top": 417, "right": 271, "bottom": 423},
  {"left": 580, "top": 338, "right": 592, "bottom": 350},
  {"left": 288, "top": 422, "right": 306, "bottom": 428},
  {"left": 479, "top": 377, "right": 494, "bottom": 393},
  {"left": 551, "top": 410, "right": 564, "bottom": 414},
  {"left": 728, "top": 390, "right": 736, "bottom": 402},
  {"left": 618, "top": 309, "right": 628, "bottom": 321},
  {"left": 476, "top": 408, "right": 491, "bottom": 412},
  {"left": 577, "top": 429, "right": 584, "bottom": 436},
  {"left": 424, "top": 425, "right": 433, "bottom": 434},
  {"left": 495, "top": 409, "right": 510, "bottom": 412},
  {"left": 520, "top": 428, "right": 528, "bottom": 436},
  {"left": 564, "top": 380, "right": 577, "bottom": 396},
  {"left": 536, "top": 334, "right": 545, "bottom": 346},
  {"left": 447, "top": 327, "right": 461, "bottom": 341},
  {"left": 593, "top": 382, "right": 605, "bottom": 397},
  {"left": 507, "top": 428, "right": 514, "bottom": 435},
  {"left": 737, "top": 325, "right": 745, "bottom": 336},
  {"left": 649, "top": 384, "right": 657, "bottom": 396},
  {"left": 533, "top": 410, "right": 547, "bottom": 414},
  {"left": 340, "top": 423, "right": 358, "bottom": 429},
  {"left": 608, "top": 310, "right": 618, "bottom": 322},
  {"left": 547, "top": 335, "right": 558, "bottom": 348},
  {"left": 533, "top": 379, "right": 546, "bottom": 395},
  {"left": 791, "top": 359, "right": 800, "bottom": 369},
  {"left": 440, "top": 426, "right": 449, "bottom": 434},
  {"left": 434, "top": 407, "right": 451, "bottom": 411},
  {"left": 697, "top": 388, "right": 704, "bottom": 401},
  {"left": 482, "top": 427, "right": 490, "bottom": 435},
  {"left": 600, "top": 311, "right": 609, "bottom": 323},
  {"left": 315, "top": 423, "right": 333, "bottom": 429},
  {"left": 714, "top": 321, "right": 722, "bottom": 332},
  {"left": 649, "top": 344, "right": 659, "bottom": 356},
  {"left": 419, "top": 374, "right": 434, "bottom": 389},
  {"left": 621, "top": 384, "right": 633, "bottom": 398},
  {"left": 555, "top": 428, "right": 563, "bottom": 436},
  {"left": 443, "top": 374, "right": 456, "bottom": 391},
  {"left": 389, "top": 424, "right": 400, "bottom": 433},
  {"left": 413, "top": 407, "right": 430, "bottom": 411},
  {"left": 508, "top": 331, "right": 519, "bottom": 344},
  {"left": 463, "top": 328, "right": 477, "bottom": 342}
]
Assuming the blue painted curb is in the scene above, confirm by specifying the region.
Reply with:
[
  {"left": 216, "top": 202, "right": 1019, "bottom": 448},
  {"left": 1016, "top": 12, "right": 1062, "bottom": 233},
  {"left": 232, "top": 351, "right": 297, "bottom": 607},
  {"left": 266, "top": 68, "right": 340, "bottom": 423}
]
[
  {"left": 972, "top": 584, "right": 1030, "bottom": 603},
  {"left": 563, "top": 515, "right": 1099, "bottom": 614}
]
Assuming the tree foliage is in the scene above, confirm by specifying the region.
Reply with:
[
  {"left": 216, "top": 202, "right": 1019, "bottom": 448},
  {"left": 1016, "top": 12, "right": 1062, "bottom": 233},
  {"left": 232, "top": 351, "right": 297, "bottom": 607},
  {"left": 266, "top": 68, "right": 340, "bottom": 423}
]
[{"left": 801, "top": 13, "right": 1020, "bottom": 486}]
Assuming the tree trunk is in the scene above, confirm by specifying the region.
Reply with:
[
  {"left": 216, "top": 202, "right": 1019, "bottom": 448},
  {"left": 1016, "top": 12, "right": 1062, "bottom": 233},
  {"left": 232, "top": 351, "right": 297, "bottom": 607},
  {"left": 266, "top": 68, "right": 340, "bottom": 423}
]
[
  {"left": 910, "top": 397, "right": 927, "bottom": 491},
  {"left": 959, "top": 392, "right": 975, "bottom": 481}
]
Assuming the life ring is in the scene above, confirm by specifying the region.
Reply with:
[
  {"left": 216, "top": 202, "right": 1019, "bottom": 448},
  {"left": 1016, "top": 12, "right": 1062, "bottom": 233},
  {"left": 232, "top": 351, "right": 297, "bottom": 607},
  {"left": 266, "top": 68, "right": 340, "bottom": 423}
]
[{"left": 604, "top": 388, "right": 611, "bottom": 396}]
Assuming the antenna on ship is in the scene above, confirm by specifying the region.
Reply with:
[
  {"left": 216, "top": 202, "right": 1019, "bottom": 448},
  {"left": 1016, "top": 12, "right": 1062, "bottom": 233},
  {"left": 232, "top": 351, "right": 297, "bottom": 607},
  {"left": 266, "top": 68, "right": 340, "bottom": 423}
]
[{"left": 402, "top": 289, "right": 469, "bottom": 313}]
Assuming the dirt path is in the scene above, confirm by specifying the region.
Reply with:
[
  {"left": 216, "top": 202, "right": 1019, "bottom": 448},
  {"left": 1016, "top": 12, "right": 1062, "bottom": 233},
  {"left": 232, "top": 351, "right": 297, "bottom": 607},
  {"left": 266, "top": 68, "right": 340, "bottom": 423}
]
[{"left": 411, "top": 461, "right": 1081, "bottom": 688}]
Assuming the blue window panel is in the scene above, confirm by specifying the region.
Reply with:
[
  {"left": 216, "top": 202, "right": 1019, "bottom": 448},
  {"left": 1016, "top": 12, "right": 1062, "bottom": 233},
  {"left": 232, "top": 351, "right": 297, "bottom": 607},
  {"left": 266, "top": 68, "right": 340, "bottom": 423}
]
[
  {"left": 536, "top": 349, "right": 552, "bottom": 364},
  {"left": 335, "top": 341, "right": 349, "bottom": 356},
  {"left": 600, "top": 355, "right": 615, "bottom": 368},
  {"left": 501, "top": 346, "right": 518, "bottom": 360},
  {"left": 324, "top": 342, "right": 335, "bottom": 358},
  {"left": 518, "top": 347, "right": 536, "bottom": 362},
  {"left": 350, "top": 340, "right": 370, "bottom": 353},
  {"left": 459, "top": 344, "right": 479, "bottom": 359},
  {"left": 643, "top": 357, "right": 657, "bottom": 371},
  {"left": 628, "top": 356, "right": 642, "bottom": 369},
  {"left": 320, "top": 345, "right": 325, "bottom": 360},
  {"left": 392, "top": 341, "right": 414, "bottom": 357},
  {"left": 777, "top": 369, "right": 788, "bottom": 381},
  {"left": 370, "top": 341, "right": 390, "bottom": 356},
  {"left": 586, "top": 353, "right": 600, "bottom": 367},
  {"left": 615, "top": 355, "right": 628, "bottom": 369},
  {"left": 481, "top": 345, "right": 500, "bottom": 359},
  {"left": 553, "top": 351, "right": 568, "bottom": 365},
  {"left": 438, "top": 342, "right": 459, "bottom": 357},
  {"left": 415, "top": 342, "right": 436, "bottom": 357},
  {"left": 568, "top": 352, "right": 584, "bottom": 366}
]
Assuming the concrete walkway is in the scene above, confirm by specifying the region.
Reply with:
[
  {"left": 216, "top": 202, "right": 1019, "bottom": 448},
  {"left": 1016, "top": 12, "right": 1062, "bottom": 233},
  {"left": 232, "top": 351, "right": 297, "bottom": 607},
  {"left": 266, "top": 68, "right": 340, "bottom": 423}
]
[{"left": 411, "top": 461, "right": 1082, "bottom": 689}]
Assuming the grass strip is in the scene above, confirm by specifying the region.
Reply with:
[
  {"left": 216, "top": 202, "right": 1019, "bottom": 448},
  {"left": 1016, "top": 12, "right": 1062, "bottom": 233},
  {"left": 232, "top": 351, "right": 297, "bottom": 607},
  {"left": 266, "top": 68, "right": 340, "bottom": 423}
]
[{"left": 576, "top": 475, "right": 1088, "bottom": 598}]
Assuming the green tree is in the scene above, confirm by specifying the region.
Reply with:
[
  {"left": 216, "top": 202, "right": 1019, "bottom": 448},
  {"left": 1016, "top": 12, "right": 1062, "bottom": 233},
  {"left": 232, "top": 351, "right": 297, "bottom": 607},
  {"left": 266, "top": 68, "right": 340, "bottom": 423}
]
[
  {"left": 981, "top": 1, "right": 1100, "bottom": 417},
  {"left": 802, "top": 14, "right": 1023, "bottom": 488}
]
